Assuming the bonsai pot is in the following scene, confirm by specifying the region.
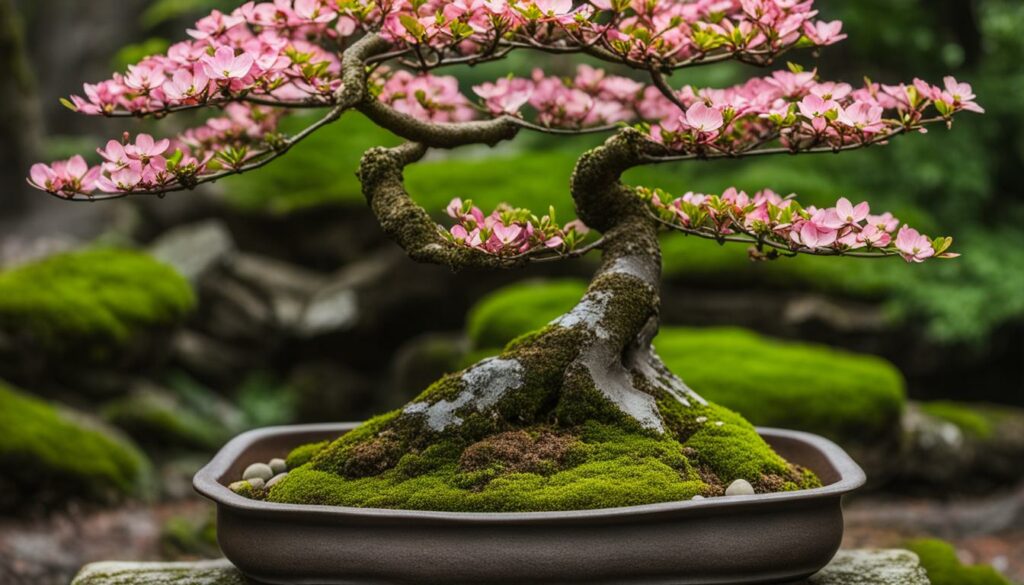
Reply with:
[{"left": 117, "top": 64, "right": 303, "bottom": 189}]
[{"left": 195, "top": 423, "right": 865, "bottom": 585}]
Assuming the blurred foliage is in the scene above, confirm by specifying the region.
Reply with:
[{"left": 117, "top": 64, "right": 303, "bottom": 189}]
[
  {"left": 0, "top": 248, "right": 195, "bottom": 359},
  {"left": 0, "top": 380, "right": 149, "bottom": 511},
  {"left": 906, "top": 539, "right": 1012, "bottom": 585},
  {"left": 919, "top": 401, "right": 995, "bottom": 439},
  {"left": 465, "top": 279, "right": 906, "bottom": 444}
]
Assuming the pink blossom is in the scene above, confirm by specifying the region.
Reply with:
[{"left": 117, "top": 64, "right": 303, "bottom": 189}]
[
  {"left": 835, "top": 197, "right": 869, "bottom": 224},
  {"left": 803, "top": 20, "right": 847, "bottom": 46},
  {"left": 27, "top": 156, "right": 101, "bottom": 196},
  {"left": 125, "top": 134, "right": 171, "bottom": 162},
  {"left": 201, "top": 46, "right": 255, "bottom": 81},
  {"left": 685, "top": 102, "right": 725, "bottom": 132},
  {"left": 895, "top": 226, "right": 935, "bottom": 263},
  {"left": 941, "top": 76, "right": 985, "bottom": 114},
  {"left": 867, "top": 212, "right": 899, "bottom": 233}
]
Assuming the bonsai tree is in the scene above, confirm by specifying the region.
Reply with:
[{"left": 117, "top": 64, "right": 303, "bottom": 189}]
[{"left": 28, "top": 0, "right": 981, "bottom": 511}]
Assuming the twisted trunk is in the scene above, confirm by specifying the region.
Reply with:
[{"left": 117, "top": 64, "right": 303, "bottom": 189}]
[{"left": 361, "top": 130, "right": 704, "bottom": 436}]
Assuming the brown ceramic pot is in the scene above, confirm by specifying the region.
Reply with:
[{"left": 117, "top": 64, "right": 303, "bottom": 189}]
[{"left": 195, "top": 423, "right": 865, "bottom": 585}]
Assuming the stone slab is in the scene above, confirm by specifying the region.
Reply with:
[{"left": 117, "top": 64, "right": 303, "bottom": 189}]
[{"left": 71, "top": 549, "right": 930, "bottom": 585}]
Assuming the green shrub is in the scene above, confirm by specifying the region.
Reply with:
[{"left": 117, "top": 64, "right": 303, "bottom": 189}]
[
  {"left": 466, "top": 280, "right": 906, "bottom": 443},
  {"left": 0, "top": 381, "right": 148, "bottom": 512},
  {"left": 907, "top": 539, "right": 1012, "bottom": 585},
  {"left": 0, "top": 248, "right": 195, "bottom": 359}
]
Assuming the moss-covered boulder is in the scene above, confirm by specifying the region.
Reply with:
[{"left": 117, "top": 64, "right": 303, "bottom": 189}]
[
  {"left": 466, "top": 280, "right": 906, "bottom": 445},
  {"left": 0, "top": 248, "right": 195, "bottom": 362},
  {"left": 0, "top": 380, "right": 149, "bottom": 513},
  {"left": 102, "top": 386, "right": 229, "bottom": 452},
  {"left": 907, "top": 539, "right": 1012, "bottom": 585},
  {"left": 901, "top": 401, "right": 1024, "bottom": 489}
]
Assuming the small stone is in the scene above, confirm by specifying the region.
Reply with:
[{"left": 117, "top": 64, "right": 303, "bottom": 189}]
[
  {"left": 228, "top": 481, "right": 249, "bottom": 494},
  {"left": 246, "top": 477, "right": 265, "bottom": 490},
  {"left": 243, "top": 463, "right": 273, "bottom": 482},
  {"left": 269, "top": 458, "right": 287, "bottom": 475},
  {"left": 266, "top": 473, "right": 288, "bottom": 489},
  {"left": 696, "top": 416, "right": 708, "bottom": 424},
  {"left": 691, "top": 495, "right": 705, "bottom": 500},
  {"left": 725, "top": 479, "right": 755, "bottom": 496},
  {"left": 715, "top": 421, "right": 724, "bottom": 427}
]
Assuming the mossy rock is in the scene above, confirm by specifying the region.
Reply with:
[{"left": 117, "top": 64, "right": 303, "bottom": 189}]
[
  {"left": 907, "top": 539, "right": 1012, "bottom": 585},
  {"left": 466, "top": 280, "right": 905, "bottom": 444},
  {"left": 102, "top": 387, "right": 227, "bottom": 452},
  {"left": 0, "top": 380, "right": 149, "bottom": 513},
  {"left": 918, "top": 401, "right": 997, "bottom": 439},
  {"left": 0, "top": 248, "right": 195, "bottom": 361}
]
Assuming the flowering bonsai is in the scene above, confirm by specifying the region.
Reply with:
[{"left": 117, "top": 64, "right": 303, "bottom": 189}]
[{"left": 29, "top": 0, "right": 981, "bottom": 512}]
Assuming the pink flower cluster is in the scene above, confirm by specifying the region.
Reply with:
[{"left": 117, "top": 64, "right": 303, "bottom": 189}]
[
  {"left": 376, "top": 0, "right": 843, "bottom": 68},
  {"left": 376, "top": 69, "right": 475, "bottom": 123},
  {"left": 642, "top": 70, "right": 983, "bottom": 155},
  {"left": 474, "top": 65, "right": 643, "bottom": 128},
  {"left": 67, "top": 2, "right": 356, "bottom": 116},
  {"left": 643, "top": 187, "right": 956, "bottom": 263},
  {"left": 444, "top": 198, "right": 589, "bottom": 256},
  {"left": 28, "top": 103, "right": 286, "bottom": 197}
]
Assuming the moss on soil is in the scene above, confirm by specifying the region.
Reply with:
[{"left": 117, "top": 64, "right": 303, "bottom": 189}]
[
  {"left": 466, "top": 280, "right": 905, "bottom": 443},
  {"left": 267, "top": 329, "right": 819, "bottom": 512},
  {"left": 0, "top": 380, "right": 148, "bottom": 512},
  {"left": 907, "top": 539, "right": 1012, "bottom": 585},
  {"left": 0, "top": 248, "right": 195, "bottom": 359},
  {"left": 260, "top": 277, "right": 823, "bottom": 513}
]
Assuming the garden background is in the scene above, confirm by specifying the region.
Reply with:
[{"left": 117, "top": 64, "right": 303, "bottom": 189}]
[{"left": 0, "top": 1, "right": 1022, "bottom": 584}]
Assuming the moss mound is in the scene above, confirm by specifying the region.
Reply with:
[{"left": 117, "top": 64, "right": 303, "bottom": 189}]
[
  {"left": 268, "top": 398, "right": 817, "bottom": 512},
  {"left": 0, "top": 248, "right": 195, "bottom": 359},
  {"left": 0, "top": 381, "right": 148, "bottom": 512},
  {"left": 907, "top": 539, "right": 1012, "bottom": 585},
  {"left": 467, "top": 280, "right": 905, "bottom": 444},
  {"left": 654, "top": 328, "right": 905, "bottom": 443}
]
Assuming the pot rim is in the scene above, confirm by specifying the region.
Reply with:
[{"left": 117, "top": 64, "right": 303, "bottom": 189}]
[{"left": 194, "top": 422, "right": 865, "bottom": 524}]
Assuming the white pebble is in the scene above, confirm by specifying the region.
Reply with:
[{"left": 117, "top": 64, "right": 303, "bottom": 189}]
[
  {"left": 725, "top": 479, "right": 755, "bottom": 497},
  {"left": 243, "top": 463, "right": 274, "bottom": 482},
  {"left": 691, "top": 495, "right": 705, "bottom": 501},
  {"left": 246, "top": 477, "right": 265, "bottom": 490},
  {"left": 715, "top": 421, "right": 724, "bottom": 427},
  {"left": 269, "top": 458, "right": 287, "bottom": 475},
  {"left": 266, "top": 473, "right": 288, "bottom": 489},
  {"left": 696, "top": 416, "right": 708, "bottom": 424}
]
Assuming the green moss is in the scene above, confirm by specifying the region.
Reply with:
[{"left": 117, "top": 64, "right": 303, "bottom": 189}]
[
  {"left": 907, "top": 539, "right": 1012, "bottom": 585},
  {"left": 465, "top": 280, "right": 905, "bottom": 444},
  {"left": 0, "top": 380, "right": 148, "bottom": 512},
  {"left": 654, "top": 327, "right": 906, "bottom": 444},
  {"left": 919, "top": 402, "right": 996, "bottom": 439},
  {"left": 286, "top": 440, "right": 328, "bottom": 469},
  {"left": 0, "top": 248, "right": 195, "bottom": 359},
  {"left": 269, "top": 420, "right": 713, "bottom": 512}
]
